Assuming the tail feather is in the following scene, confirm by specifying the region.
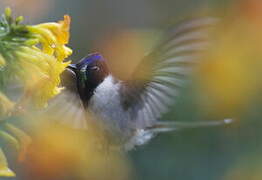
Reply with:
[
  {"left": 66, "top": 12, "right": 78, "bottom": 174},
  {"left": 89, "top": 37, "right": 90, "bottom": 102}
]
[{"left": 146, "top": 118, "right": 233, "bottom": 133}]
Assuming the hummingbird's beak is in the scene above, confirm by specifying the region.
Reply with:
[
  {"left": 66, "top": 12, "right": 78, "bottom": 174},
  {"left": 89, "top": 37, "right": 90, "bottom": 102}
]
[{"left": 67, "top": 64, "right": 77, "bottom": 73}]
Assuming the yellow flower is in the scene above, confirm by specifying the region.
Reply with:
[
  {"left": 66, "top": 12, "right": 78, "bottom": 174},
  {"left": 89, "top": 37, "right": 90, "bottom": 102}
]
[
  {"left": 27, "top": 15, "right": 72, "bottom": 61},
  {"left": 0, "top": 8, "right": 72, "bottom": 108},
  {"left": 0, "top": 148, "right": 15, "bottom": 177},
  {"left": 17, "top": 15, "right": 72, "bottom": 108}
]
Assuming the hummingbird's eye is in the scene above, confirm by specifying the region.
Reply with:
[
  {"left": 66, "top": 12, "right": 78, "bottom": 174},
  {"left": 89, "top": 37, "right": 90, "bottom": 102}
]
[{"left": 91, "top": 66, "right": 100, "bottom": 71}]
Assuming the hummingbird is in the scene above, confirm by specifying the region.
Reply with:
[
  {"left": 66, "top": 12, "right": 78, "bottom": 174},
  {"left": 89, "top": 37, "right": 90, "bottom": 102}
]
[{"left": 49, "top": 17, "right": 232, "bottom": 150}]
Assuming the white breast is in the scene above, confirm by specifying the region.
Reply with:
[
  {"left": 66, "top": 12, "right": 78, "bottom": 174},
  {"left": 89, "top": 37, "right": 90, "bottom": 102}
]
[
  {"left": 88, "top": 75, "right": 132, "bottom": 136},
  {"left": 88, "top": 75, "right": 154, "bottom": 149}
]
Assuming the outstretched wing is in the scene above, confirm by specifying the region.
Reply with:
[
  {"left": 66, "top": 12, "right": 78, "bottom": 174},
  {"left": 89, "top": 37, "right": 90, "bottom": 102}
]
[
  {"left": 45, "top": 68, "right": 88, "bottom": 129},
  {"left": 120, "top": 17, "right": 218, "bottom": 129}
]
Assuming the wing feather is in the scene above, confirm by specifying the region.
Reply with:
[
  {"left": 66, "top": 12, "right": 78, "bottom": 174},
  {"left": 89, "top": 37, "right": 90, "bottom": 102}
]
[
  {"left": 120, "top": 17, "right": 218, "bottom": 129},
  {"left": 45, "top": 69, "right": 88, "bottom": 129}
]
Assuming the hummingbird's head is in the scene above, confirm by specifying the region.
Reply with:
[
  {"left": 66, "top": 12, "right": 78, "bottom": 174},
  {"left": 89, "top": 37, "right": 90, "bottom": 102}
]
[{"left": 67, "top": 53, "right": 109, "bottom": 106}]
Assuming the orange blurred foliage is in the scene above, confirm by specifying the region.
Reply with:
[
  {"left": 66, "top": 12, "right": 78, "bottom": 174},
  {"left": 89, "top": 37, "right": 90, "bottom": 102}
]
[
  {"left": 196, "top": 3, "right": 262, "bottom": 117},
  {"left": 20, "top": 121, "right": 131, "bottom": 180}
]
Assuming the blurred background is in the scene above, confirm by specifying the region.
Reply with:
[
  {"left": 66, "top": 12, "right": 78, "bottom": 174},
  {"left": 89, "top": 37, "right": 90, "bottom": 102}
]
[{"left": 2, "top": 0, "right": 262, "bottom": 180}]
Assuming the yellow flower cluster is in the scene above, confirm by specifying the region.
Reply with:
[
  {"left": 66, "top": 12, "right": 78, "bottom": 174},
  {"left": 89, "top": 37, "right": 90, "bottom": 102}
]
[
  {"left": 0, "top": 8, "right": 73, "bottom": 177},
  {"left": 16, "top": 15, "right": 72, "bottom": 107}
]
